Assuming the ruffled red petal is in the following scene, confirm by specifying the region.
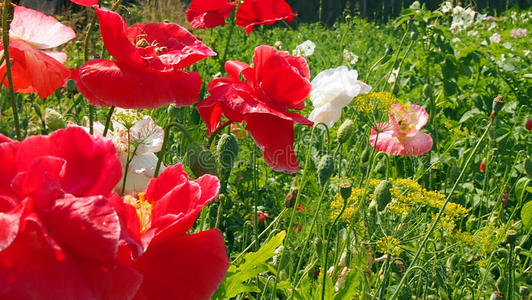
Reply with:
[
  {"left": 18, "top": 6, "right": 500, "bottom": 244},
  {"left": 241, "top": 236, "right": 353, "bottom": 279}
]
[
  {"left": 70, "top": 0, "right": 98, "bottom": 6},
  {"left": 134, "top": 229, "right": 229, "bottom": 300},
  {"left": 73, "top": 59, "right": 202, "bottom": 108},
  {"left": 186, "top": 0, "right": 236, "bottom": 29},
  {"left": 236, "top": 0, "right": 297, "bottom": 34}
]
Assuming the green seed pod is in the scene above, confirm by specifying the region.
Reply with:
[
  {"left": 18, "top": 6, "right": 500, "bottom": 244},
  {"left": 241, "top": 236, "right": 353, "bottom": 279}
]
[
  {"left": 187, "top": 142, "right": 217, "bottom": 177},
  {"left": 339, "top": 181, "right": 352, "bottom": 201},
  {"left": 337, "top": 119, "right": 355, "bottom": 144},
  {"left": 422, "top": 83, "right": 432, "bottom": 99},
  {"left": 317, "top": 155, "right": 335, "bottom": 186},
  {"left": 519, "top": 286, "right": 529, "bottom": 297},
  {"left": 45, "top": 108, "right": 65, "bottom": 131},
  {"left": 448, "top": 159, "right": 461, "bottom": 183},
  {"left": 374, "top": 180, "right": 393, "bottom": 211},
  {"left": 505, "top": 229, "right": 518, "bottom": 246},
  {"left": 524, "top": 157, "right": 532, "bottom": 179},
  {"left": 216, "top": 133, "right": 239, "bottom": 170}
]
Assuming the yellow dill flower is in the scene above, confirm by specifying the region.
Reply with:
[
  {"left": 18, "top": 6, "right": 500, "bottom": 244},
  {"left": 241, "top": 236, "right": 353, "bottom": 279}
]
[
  {"left": 376, "top": 236, "right": 402, "bottom": 256},
  {"left": 352, "top": 92, "right": 402, "bottom": 113},
  {"left": 330, "top": 187, "right": 364, "bottom": 222}
]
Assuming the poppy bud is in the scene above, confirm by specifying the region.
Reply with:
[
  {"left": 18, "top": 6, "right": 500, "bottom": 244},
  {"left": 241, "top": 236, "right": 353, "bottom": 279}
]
[
  {"left": 505, "top": 229, "right": 518, "bottom": 246},
  {"left": 216, "top": 133, "right": 239, "bottom": 170},
  {"left": 448, "top": 158, "right": 461, "bottom": 183},
  {"left": 374, "top": 180, "right": 393, "bottom": 211},
  {"left": 360, "top": 146, "right": 370, "bottom": 165},
  {"left": 187, "top": 142, "right": 217, "bottom": 177},
  {"left": 491, "top": 95, "right": 504, "bottom": 117},
  {"left": 490, "top": 291, "right": 504, "bottom": 300},
  {"left": 520, "top": 286, "right": 529, "bottom": 297},
  {"left": 501, "top": 188, "right": 509, "bottom": 207},
  {"left": 480, "top": 159, "right": 485, "bottom": 172},
  {"left": 526, "top": 118, "right": 532, "bottom": 131},
  {"left": 524, "top": 157, "right": 532, "bottom": 179},
  {"left": 284, "top": 188, "right": 299, "bottom": 208},
  {"left": 317, "top": 155, "right": 335, "bottom": 186},
  {"left": 422, "top": 83, "right": 432, "bottom": 98},
  {"left": 337, "top": 119, "right": 355, "bottom": 144},
  {"left": 45, "top": 108, "right": 65, "bottom": 131},
  {"left": 339, "top": 181, "right": 352, "bottom": 201}
]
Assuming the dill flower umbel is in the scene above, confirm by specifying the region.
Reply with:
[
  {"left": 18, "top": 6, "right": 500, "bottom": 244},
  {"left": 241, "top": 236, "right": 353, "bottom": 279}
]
[
  {"left": 352, "top": 92, "right": 401, "bottom": 113},
  {"left": 376, "top": 236, "right": 402, "bottom": 256}
]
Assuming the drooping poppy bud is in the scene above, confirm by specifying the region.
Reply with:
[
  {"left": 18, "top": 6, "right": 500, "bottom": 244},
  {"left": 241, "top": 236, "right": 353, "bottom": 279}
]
[
  {"left": 526, "top": 118, "right": 532, "bottom": 131},
  {"left": 520, "top": 286, "right": 530, "bottom": 297},
  {"left": 490, "top": 95, "right": 504, "bottom": 118},
  {"left": 45, "top": 108, "right": 66, "bottom": 131},
  {"left": 216, "top": 133, "right": 239, "bottom": 170},
  {"left": 422, "top": 83, "right": 432, "bottom": 98},
  {"left": 448, "top": 158, "right": 461, "bottom": 183},
  {"left": 505, "top": 229, "right": 518, "bottom": 246},
  {"left": 317, "top": 155, "right": 335, "bottom": 186},
  {"left": 339, "top": 181, "right": 352, "bottom": 200},
  {"left": 524, "top": 157, "right": 532, "bottom": 179},
  {"left": 374, "top": 180, "right": 393, "bottom": 211},
  {"left": 337, "top": 119, "right": 355, "bottom": 145},
  {"left": 187, "top": 142, "right": 217, "bottom": 177},
  {"left": 502, "top": 188, "right": 509, "bottom": 207}
]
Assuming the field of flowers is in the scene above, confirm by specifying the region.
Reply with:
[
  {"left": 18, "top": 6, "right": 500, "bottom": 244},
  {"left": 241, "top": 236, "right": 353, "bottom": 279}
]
[{"left": 0, "top": 0, "right": 531, "bottom": 299}]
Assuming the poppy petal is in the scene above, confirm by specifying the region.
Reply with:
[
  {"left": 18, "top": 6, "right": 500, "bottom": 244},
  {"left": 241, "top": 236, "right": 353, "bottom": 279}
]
[
  {"left": 236, "top": 0, "right": 297, "bottom": 34},
  {"left": 9, "top": 5, "right": 75, "bottom": 49},
  {"left": 73, "top": 59, "right": 202, "bottom": 108},
  {"left": 245, "top": 113, "right": 300, "bottom": 173},
  {"left": 70, "top": 0, "right": 98, "bottom": 6},
  {"left": 134, "top": 229, "right": 229, "bottom": 300},
  {"left": 187, "top": 0, "right": 236, "bottom": 29}
]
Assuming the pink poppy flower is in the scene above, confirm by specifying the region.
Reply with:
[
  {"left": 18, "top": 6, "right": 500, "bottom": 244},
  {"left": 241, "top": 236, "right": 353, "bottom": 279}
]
[
  {"left": 0, "top": 5, "right": 75, "bottom": 98},
  {"left": 369, "top": 104, "right": 433, "bottom": 156}
]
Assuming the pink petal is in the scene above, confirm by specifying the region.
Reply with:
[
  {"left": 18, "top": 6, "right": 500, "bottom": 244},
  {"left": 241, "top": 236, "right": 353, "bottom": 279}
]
[
  {"left": 9, "top": 5, "right": 75, "bottom": 49},
  {"left": 370, "top": 125, "right": 433, "bottom": 156},
  {"left": 134, "top": 229, "right": 229, "bottom": 300},
  {"left": 70, "top": 0, "right": 98, "bottom": 6}
]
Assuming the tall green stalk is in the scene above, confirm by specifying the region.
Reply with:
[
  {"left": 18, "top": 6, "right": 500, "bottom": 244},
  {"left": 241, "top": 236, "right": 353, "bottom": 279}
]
[{"left": 2, "top": 0, "right": 22, "bottom": 140}]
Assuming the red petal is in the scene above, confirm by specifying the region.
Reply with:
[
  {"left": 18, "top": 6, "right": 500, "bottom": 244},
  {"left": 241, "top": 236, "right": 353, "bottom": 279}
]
[
  {"left": 1, "top": 39, "right": 71, "bottom": 98},
  {"left": 13, "top": 127, "right": 122, "bottom": 197},
  {"left": 73, "top": 59, "right": 202, "bottom": 108},
  {"left": 41, "top": 195, "right": 120, "bottom": 266},
  {"left": 0, "top": 141, "right": 20, "bottom": 203},
  {"left": 70, "top": 0, "right": 98, "bottom": 6},
  {"left": 196, "top": 98, "right": 223, "bottom": 134},
  {"left": 245, "top": 113, "right": 301, "bottom": 173},
  {"left": 0, "top": 134, "right": 13, "bottom": 144},
  {"left": 127, "top": 23, "right": 216, "bottom": 69},
  {"left": 10, "top": 6, "right": 75, "bottom": 49},
  {"left": 236, "top": 0, "right": 297, "bottom": 34},
  {"left": 187, "top": 0, "right": 236, "bottom": 29},
  {"left": 134, "top": 229, "right": 228, "bottom": 300},
  {"left": 95, "top": 7, "right": 145, "bottom": 68},
  {"left": 0, "top": 204, "right": 23, "bottom": 251}
]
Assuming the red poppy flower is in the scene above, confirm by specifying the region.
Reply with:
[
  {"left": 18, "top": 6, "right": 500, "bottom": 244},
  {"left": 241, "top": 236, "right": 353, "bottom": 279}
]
[
  {"left": 73, "top": 7, "right": 216, "bottom": 109},
  {"left": 236, "top": 0, "right": 297, "bottom": 34},
  {"left": 0, "top": 128, "right": 229, "bottom": 299},
  {"left": 69, "top": 0, "right": 97, "bottom": 5},
  {"left": 0, "top": 6, "right": 75, "bottom": 98},
  {"left": 187, "top": 0, "right": 237, "bottom": 29},
  {"left": 125, "top": 164, "right": 229, "bottom": 300},
  {"left": 196, "top": 45, "right": 313, "bottom": 173}
]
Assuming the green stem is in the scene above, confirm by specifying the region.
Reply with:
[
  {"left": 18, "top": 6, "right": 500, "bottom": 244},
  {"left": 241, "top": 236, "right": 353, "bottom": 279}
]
[
  {"left": 390, "top": 116, "right": 495, "bottom": 300},
  {"left": 2, "top": 0, "right": 22, "bottom": 140},
  {"left": 102, "top": 105, "right": 115, "bottom": 136},
  {"left": 154, "top": 122, "right": 195, "bottom": 177},
  {"left": 207, "top": 120, "right": 232, "bottom": 148},
  {"left": 83, "top": 13, "right": 97, "bottom": 134},
  {"left": 269, "top": 126, "right": 318, "bottom": 299},
  {"left": 120, "top": 130, "right": 139, "bottom": 196}
]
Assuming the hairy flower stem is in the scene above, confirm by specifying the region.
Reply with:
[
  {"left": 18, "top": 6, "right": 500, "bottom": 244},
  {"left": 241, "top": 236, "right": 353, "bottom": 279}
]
[
  {"left": 269, "top": 126, "right": 318, "bottom": 299},
  {"left": 102, "top": 105, "right": 115, "bottom": 137},
  {"left": 2, "top": 0, "right": 21, "bottom": 140},
  {"left": 390, "top": 116, "right": 495, "bottom": 300},
  {"left": 289, "top": 183, "right": 329, "bottom": 299},
  {"left": 154, "top": 121, "right": 195, "bottom": 177},
  {"left": 83, "top": 13, "right": 98, "bottom": 134},
  {"left": 207, "top": 120, "right": 233, "bottom": 148}
]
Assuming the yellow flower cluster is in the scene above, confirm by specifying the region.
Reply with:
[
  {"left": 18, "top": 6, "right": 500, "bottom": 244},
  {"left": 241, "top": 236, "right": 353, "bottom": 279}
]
[
  {"left": 351, "top": 92, "right": 402, "bottom": 113},
  {"left": 112, "top": 108, "right": 145, "bottom": 129},
  {"left": 330, "top": 187, "right": 365, "bottom": 222},
  {"left": 454, "top": 222, "right": 506, "bottom": 256},
  {"left": 387, "top": 178, "right": 469, "bottom": 220},
  {"left": 376, "top": 236, "right": 402, "bottom": 256}
]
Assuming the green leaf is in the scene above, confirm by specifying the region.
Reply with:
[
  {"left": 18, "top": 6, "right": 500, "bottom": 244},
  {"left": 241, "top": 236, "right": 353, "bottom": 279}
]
[
  {"left": 212, "top": 231, "right": 286, "bottom": 299},
  {"left": 514, "top": 177, "right": 530, "bottom": 203},
  {"left": 521, "top": 201, "right": 532, "bottom": 230}
]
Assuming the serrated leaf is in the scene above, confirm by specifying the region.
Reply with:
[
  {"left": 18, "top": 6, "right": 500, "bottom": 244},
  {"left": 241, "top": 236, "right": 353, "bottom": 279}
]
[
  {"left": 521, "top": 201, "right": 532, "bottom": 230},
  {"left": 212, "top": 231, "right": 286, "bottom": 299}
]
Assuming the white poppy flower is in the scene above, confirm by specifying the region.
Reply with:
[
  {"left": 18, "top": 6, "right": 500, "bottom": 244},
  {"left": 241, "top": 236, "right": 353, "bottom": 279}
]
[{"left": 308, "top": 66, "right": 371, "bottom": 128}]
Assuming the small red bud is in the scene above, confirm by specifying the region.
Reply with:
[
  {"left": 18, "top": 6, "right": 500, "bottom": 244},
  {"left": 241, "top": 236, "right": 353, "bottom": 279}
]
[
  {"left": 480, "top": 159, "right": 485, "bottom": 172},
  {"left": 502, "top": 188, "right": 509, "bottom": 207},
  {"left": 257, "top": 211, "right": 268, "bottom": 224},
  {"left": 526, "top": 118, "right": 532, "bottom": 131}
]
